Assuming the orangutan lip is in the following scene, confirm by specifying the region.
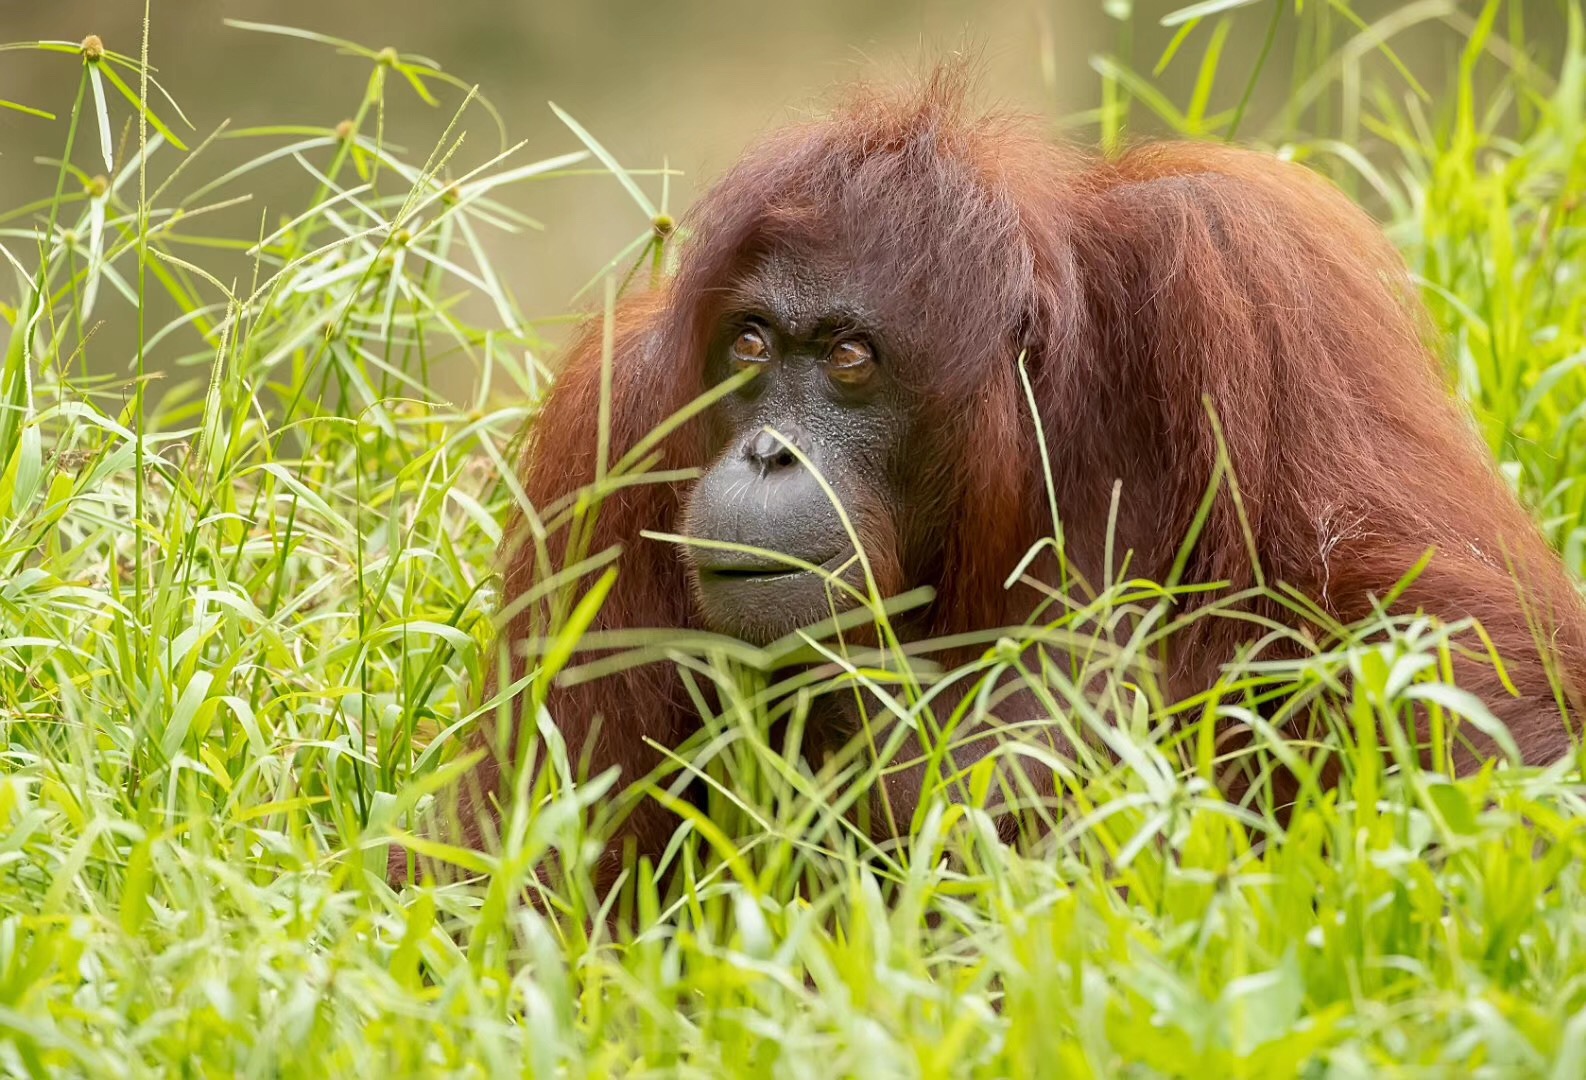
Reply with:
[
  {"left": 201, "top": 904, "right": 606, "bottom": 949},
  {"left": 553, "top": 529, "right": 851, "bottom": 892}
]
[
  {"left": 698, "top": 551, "right": 844, "bottom": 581},
  {"left": 700, "top": 566, "right": 805, "bottom": 581}
]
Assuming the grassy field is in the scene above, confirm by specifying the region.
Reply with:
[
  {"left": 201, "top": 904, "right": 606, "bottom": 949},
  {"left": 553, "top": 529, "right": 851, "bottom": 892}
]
[{"left": 4, "top": 3, "right": 1586, "bottom": 1076}]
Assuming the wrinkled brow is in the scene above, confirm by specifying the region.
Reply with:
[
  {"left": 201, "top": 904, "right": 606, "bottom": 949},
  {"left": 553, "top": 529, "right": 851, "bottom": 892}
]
[{"left": 722, "top": 250, "right": 882, "bottom": 340}]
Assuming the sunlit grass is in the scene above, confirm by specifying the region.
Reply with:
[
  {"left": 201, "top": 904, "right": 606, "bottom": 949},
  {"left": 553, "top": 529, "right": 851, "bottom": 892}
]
[{"left": 3, "top": 4, "right": 1586, "bottom": 1076}]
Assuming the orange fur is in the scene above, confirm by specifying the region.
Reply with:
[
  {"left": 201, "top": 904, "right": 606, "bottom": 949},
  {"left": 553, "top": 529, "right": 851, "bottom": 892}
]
[{"left": 391, "top": 74, "right": 1585, "bottom": 888}]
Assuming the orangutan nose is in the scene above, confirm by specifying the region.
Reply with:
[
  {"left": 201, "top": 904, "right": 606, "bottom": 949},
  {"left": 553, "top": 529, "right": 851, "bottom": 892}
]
[{"left": 744, "top": 424, "right": 810, "bottom": 473}]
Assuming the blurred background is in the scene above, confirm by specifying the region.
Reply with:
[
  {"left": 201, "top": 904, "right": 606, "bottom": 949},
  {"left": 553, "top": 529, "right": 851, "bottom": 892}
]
[{"left": 0, "top": 1, "right": 1569, "bottom": 387}]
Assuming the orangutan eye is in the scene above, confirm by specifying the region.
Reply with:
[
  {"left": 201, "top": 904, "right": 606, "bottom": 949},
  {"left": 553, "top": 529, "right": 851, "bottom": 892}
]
[
  {"left": 827, "top": 338, "right": 874, "bottom": 385},
  {"left": 731, "top": 327, "right": 771, "bottom": 368}
]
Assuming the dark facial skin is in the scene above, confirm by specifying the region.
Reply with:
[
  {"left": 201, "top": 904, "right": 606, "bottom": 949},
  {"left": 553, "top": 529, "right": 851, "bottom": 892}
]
[{"left": 680, "top": 251, "right": 918, "bottom": 644}]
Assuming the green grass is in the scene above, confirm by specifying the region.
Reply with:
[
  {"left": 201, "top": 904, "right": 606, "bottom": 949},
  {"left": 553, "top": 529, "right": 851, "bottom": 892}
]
[{"left": 4, "top": 3, "right": 1586, "bottom": 1076}]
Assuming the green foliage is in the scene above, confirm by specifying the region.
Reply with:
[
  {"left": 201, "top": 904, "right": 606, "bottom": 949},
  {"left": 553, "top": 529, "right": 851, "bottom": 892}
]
[{"left": 2, "top": 6, "right": 1586, "bottom": 1077}]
